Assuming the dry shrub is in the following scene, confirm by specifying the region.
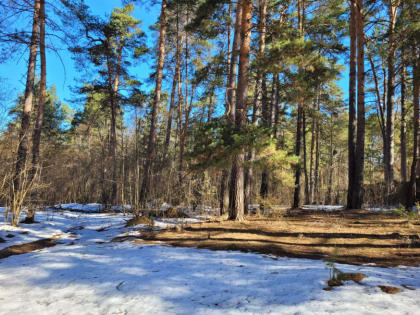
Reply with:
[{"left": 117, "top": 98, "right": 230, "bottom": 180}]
[
  {"left": 126, "top": 216, "right": 154, "bottom": 227},
  {"left": 165, "top": 207, "right": 188, "bottom": 218},
  {"left": 255, "top": 195, "right": 288, "bottom": 218}
]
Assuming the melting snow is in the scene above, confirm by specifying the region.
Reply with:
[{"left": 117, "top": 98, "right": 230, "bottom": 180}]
[{"left": 0, "top": 208, "right": 419, "bottom": 314}]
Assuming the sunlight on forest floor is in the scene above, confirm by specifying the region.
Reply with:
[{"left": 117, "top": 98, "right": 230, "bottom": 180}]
[
  {"left": 1, "top": 207, "right": 420, "bottom": 314},
  {"left": 134, "top": 209, "right": 420, "bottom": 268}
]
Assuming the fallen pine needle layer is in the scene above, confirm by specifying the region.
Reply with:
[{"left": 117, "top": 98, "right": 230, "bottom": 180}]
[{"left": 134, "top": 209, "right": 420, "bottom": 267}]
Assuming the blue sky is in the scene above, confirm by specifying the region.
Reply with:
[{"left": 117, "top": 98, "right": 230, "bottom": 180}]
[{"left": 0, "top": 1, "right": 160, "bottom": 119}]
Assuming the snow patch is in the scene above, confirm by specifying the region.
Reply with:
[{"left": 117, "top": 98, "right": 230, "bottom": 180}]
[
  {"left": 301, "top": 205, "right": 345, "bottom": 211},
  {"left": 1, "top": 207, "right": 420, "bottom": 314}
]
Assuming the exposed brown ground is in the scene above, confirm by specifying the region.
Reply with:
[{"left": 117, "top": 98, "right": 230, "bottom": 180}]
[
  {"left": 135, "top": 209, "right": 420, "bottom": 268},
  {"left": 0, "top": 238, "right": 58, "bottom": 259}
]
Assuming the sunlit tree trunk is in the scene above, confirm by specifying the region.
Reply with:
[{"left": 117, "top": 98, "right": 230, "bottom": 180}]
[
  {"left": 250, "top": 0, "right": 267, "bottom": 212},
  {"left": 228, "top": 0, "right": 252, "bottom": 221},
  {"left": 220, "top": 0, "right": 242, "bottom": 215}
]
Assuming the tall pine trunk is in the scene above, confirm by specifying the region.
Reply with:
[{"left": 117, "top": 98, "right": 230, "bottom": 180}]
[
  {"left": 26, "top": 0, "right": 46, "bottom": 223},
  {"left": 139, "top": 0, "right": 166, "bottom": 209},
  {"left": 228, "top": 0, "right": 252, "bottom": 221},
  {"left": 303, "top": 109, "right": 309, "bottom": 204},
  {"left": 384, "top": 1, "right": 397, "bottom": 201},
  {"left": 105, "top": 39, "right": 123, "bottom": 205},
  {"left": 164, "top": 7, "right": 182, "bottom": 159},
  {"left": 220, "top": 0, "right": 242, "bottom": 215},
  {"left": 12, "top": 0, "right": 41, "bottom": 226},
  {"left": 314, "top": 107, "right": 320, "bottom": 204},
  {"left": 178, "top": 12, "right": 191, "bottom": 181},
  {"left": 352, "top": 0, "right": 365, "bottom": 209},
  {"left": 400, "top": 49, "right": 407, "bottom": 183},
  {"left": 347, "top": 0, "right": 357, "bottom": 209},
  {"left": 406, "top": 54, "right": 420, "bottom": 207},
  {"left": 292, "top": 0, "right": 305, "bottom": 209},
  {"left": 293, "top": 104, "right": 303, "bottom": 208},
  {"left": 244, "top": 0, "right": 266, "bottom": 214},
  {"left": 309, "top": 92, "right": 318, "bottom": 203}
]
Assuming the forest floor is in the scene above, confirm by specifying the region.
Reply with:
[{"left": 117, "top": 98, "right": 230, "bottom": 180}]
[
  {"left": 0, "top": 206, "right": 419, "bottom": 314},
  {"left": 138, "top": 209, "right": 420, "bottom": 268}
]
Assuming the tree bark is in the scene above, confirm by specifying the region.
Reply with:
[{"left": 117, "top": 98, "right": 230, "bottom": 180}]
[
  {"left": 26, "top": 0, "right": 46, "bottom": 223},
  {"left": 326, "top": 114, "right": 334, "bottom": 204},
  {"left": 139, "top": 0, "right": 166, "bottom": 209},
  {"left": 352, "top": 0, "right": 365, "bottom": 209},
  {"left": 105, "top": 37, "right": 123, "bottom": 205},
  {"left": 164, "top": 7, "right": 182, "bottom": 159},
  {"left": 179, "top": 85, "right": 195, "bottom": 177},
  {"left": 400, "top": 49, "right": 407, "bottom": 183},
  {"left": 273, "top": 74, "right": 281, "bottom": 142},
  {"left": 293, "top": 104, "right": 303, "bottom": 208},
  {"left": 314, "top": 100, "right": 320, "bottom": 204},
  {"left": 347, "top": 0, "right": 357, "bottom": 209},
  {"left": 220, "top": 0, "right": 242, "bottom": 215},
  {"left": 13, "top": 0, "right": 40, "bottom": 196},
  {"left": 228, "top": 0, "right": 252, "bottom": 221},
  {"left": 258, "top": 75, "right": 269, "bottom": 205},
  {"left": 384, "top": 1, "right": 397, "bottom": 201},
  {"left": 407, "top": 54, "right": 420, "bottom": 207},
  {"left": 292, "top": 0, "right": 305, "bottom": 209},
  {"left": 244, "top": 0, "right": 266, "bottom": 214},
  {"left": 309, "top": 92, "right": 318, "bottom": 203},
  {"left": 178, "top": 16, "right": 192, "bottom": 180},
  {"left": 368, "top": 54, "right": 385, "bottom": 139},
  {"left": 303, "top": 109, "right": 309, "bottom": 204}
]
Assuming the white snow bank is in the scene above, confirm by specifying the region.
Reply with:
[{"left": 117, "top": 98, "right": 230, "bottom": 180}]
[
  {"left": 365, "top": 207, "right": 397, "bottom": 212},
  {"left": 55, "top": 203, "right": 105, "bottom": 212},
  {"left": 53, "top": 203, "right": 132, "bottom": 213},
  {"left": 302, "top": 205, "right": 345, "bottom": 211},
  {"left": 153, "top": 216, "right": 210, "bottom": 229},
  {"left": 160, "top": 202, "right": 172, "bottom": 211},
  {"left": 302, "top": 204, "right": 419, "bottom": 214},
  {"left": 111, "top": 205, "right": 132, "bottom": 212}
]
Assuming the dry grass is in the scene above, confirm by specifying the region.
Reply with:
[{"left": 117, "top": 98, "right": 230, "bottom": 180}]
[{"left": 136, "top": 209, "right": 420, "bottom": 268}]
